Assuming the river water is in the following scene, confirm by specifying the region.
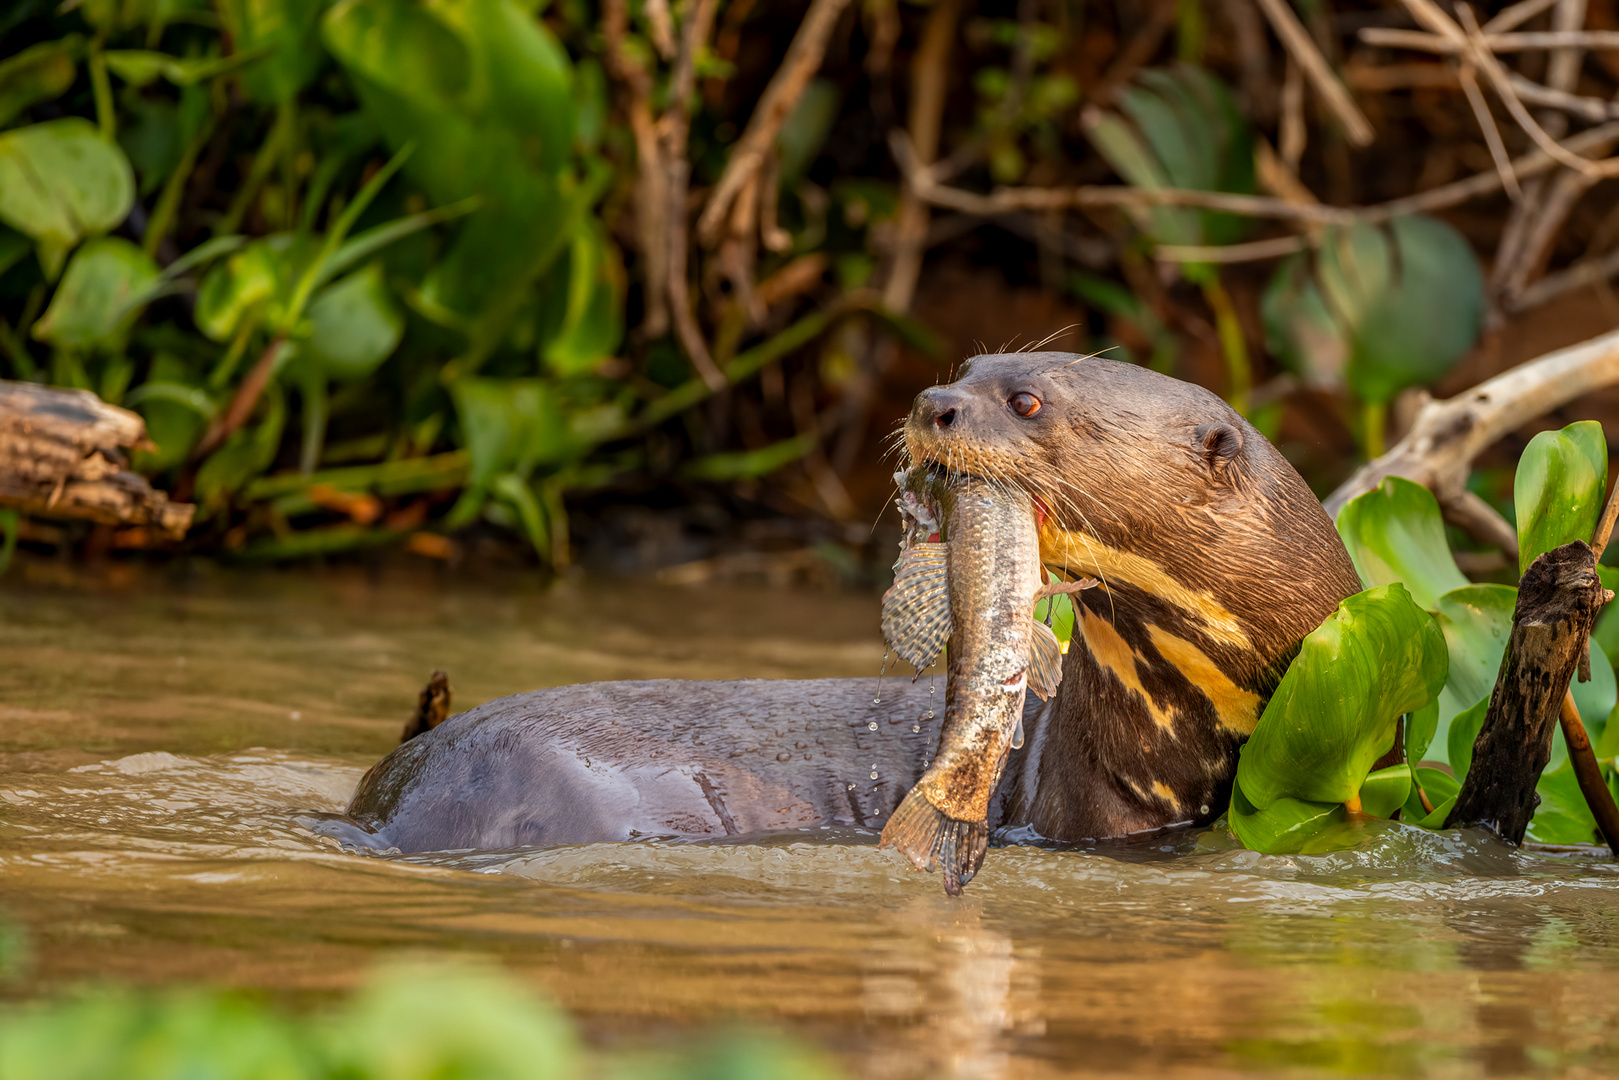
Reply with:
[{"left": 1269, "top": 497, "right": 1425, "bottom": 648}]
[{"left": 3, "top": 567, "right": 1619, "bottom": 1079}]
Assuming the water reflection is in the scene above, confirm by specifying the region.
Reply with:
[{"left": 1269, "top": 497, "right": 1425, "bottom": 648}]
[{"left": 4, "top": 570, "right": 1619, "bottom": 1078}]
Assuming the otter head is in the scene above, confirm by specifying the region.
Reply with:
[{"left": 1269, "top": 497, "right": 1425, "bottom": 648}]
[{"left": 904, "top": 352, "right": 1362, "bottom": 702}]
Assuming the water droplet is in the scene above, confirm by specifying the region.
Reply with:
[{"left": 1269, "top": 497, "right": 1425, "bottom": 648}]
[
  {"left": 847, "top": 783, "right": 855, "bottom": 790},
  {"left": 289, "top": 711, "right": 301, "bottom": 720},
  {"left": 912, "top": 724, "right": 920, "bottom": 732},
  {"left": 867, "top": 721, "right": 878, "bottom": 731},
  {"left": 777, "top": 751, "right": 792, "bottom": 762},
  {"left": 869, "top": 771, "right": 879, "bottom": 780},
  {"left": 1199, "top": 803, "right": 1211, "bottom": 816}
]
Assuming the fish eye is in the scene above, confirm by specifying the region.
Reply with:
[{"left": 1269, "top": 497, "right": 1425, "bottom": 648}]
[{"left": 1009, "top": 392, "right": 1041, "bottom": 418}]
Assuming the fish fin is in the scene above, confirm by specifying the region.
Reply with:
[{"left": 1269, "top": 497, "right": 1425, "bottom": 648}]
[
  {"left": 1028, "top": 620, "right": 1064, "bottom": 701},
  {"left": 881, "top": 542, "right": 951, "bottom": 671},
  {"left": 1033, "top": 576, "right": 1100, "bottom": 601},
  {"left": 880, "top": 787, "right": 990, "bottom": 897}
]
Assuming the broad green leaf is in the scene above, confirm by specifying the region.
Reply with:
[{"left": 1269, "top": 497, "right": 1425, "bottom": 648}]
[
  {"left": 1444, "top": 695, "right": 1489, "bottom": 781},
  {"left": 450, "top": 377, "right": 570, "bottom": 489},
  {"left": 0, "top": 119, "right": 135, "bottom": 278},
  {"left": 1237, "top": 582, "right": 1447, "bottom": 809},
  {"left": 1525, "top": 760, "right": 1600, "bottom": 846},
  {"left": 1514, "top": 421, "right": 1606, "bottom": 575},
  {"left": 195, "top": 379, "right": 286, "bottom": 506},
  {"left": 0, "top": 39, "right": 79, "bottom": 128},
  {"left": 1360, "top": 764, "right": 1412, "bottom": 819},
  {"left": 539, "top": 222, "right": 623, "bottom": 376},
  {"left": 1228, "top": 783, "right": 1345, "bottom": 855},
  {"left": 1401, "top": 765, "right": 1461, "bottom": 827},
  {"left": 31, "top": 237, "right": 158, "bottom": 348},
  {"left": 1336, "top": 476, "right": 1469, "bottom": 611},
  {"left": 302, "top": 262, "right": 402, "bottom": 380},
  {"left": 1429, "top": 584, "right": 1514, "bottom": 765},
  {"left": 1087, "top": 65, "right": 1253, "bottom": 249},
  {"left": 1407, "top": 699, "right": 1439, "bottom": 764},
  {"left": 194, "top": 239, "right": 287, "bottom": 341},
  {"left": 1264, "top": 216, "right": 1483, "bottom": 403}
]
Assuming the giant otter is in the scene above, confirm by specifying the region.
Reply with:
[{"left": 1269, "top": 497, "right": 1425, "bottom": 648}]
[{"left": 318, "top": 353, "right": 1361, "bottom": 854}]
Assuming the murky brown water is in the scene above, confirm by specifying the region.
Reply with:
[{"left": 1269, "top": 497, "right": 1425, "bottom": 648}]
[{"left": 4, "top": 566, "right": 1619, "bottom": 1079}]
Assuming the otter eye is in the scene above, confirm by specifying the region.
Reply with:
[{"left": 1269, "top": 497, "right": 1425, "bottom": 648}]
[{"left": 1009, "top": 392, "right": 1041, "bottom": 418}]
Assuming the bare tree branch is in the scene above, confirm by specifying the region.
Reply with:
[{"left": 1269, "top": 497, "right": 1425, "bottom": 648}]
[{"left": 1253, "top": 0, "right": 1375, "bottom": 146}]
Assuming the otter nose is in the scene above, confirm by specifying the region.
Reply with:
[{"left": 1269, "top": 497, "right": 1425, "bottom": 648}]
[{"left": 913, "top": 386, "right": 970, "bottom": 431}]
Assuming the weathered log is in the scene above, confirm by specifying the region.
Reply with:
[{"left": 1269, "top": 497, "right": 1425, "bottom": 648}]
[
  {"left": 1446, "top": 542, "right": 1610, "bottom": 842},
  {"left": 0, "top": 380, "right": 194, "bottom": 541}
]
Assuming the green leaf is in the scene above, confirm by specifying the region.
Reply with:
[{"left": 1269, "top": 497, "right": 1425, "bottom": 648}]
[
  {"left": 1429, "top": 584, "right": 1514, "bottom": 766},
  {"left": 0, "top": 118, "right": 135, "bottom": 278},
  {"left": 1407, "top": 698, "right": 1438, "bottom": 764},
  {"left": 680, "top": 433, "right": 816, "bottom": 481},
  {"left": 302, "top": 262, "right": 402, "bottom": 380},
  {"left": 1237, "top": 582, "right": 1448, "bottom": 810},
  {"left": 1515, "top": 421, "right": 1606, "bottom": 575},
  {"left": 194, "top": 239, "right": 287, "bottom": 341},
  {"left": 129, "top": 356, "right": 212, "bottom": 473},
  {"left": 1401, "top": 765, "right": 1461, "bottom": 828},
  {"left": 1335, "top": 476, "right": 1469, "bottom": 611},
  {"left": 1360, "top": 764, "right": 1413, "bottom": 819},
  {"left": 1086, "top": 65, "right": 1254, "bottom": 249},
  {"left": 539, "top": 220, "right": 623, "bottom": 376},
  {"left": 1229, "top": 783, "right": 1346, "bottom": 855},
  {"left": 0, "top": 39, "right": 79, "bottom": 128},
  {"left": 31, "top": 237, "right": 158, "bottom": 348},
  {"left": 195, "top": 379, "right": 286, "bottom": 506},
  {"left": 450, "top": 377, "right": 570, "bottom": 489},
  {"left": 1264, "top": 216, "right": 1483, "bottom": 403},
  {"left": 1444, "top": 695, "right": 1489, "bottom": 781},
  {"left": 1525, "top": 760, "right": 1600, "bottom": 846}
]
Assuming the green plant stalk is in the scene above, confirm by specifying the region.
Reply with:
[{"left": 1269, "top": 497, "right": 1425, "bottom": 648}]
[
  {"left": 1362, "top": 398, "right": 1386, "bottom": 460},
  {"left": 298, "top": 368, "right": 327, "bottom": 477},
  {"left": 88, "top": 36, "right": 115, "bottom": 139},
  {"left": 0, "top": 317, "right": 38, "bottom": 379},
  {"left": 1176, "top": 0, "right": 1205, "bottom": 63},
  {"left": 209, "top": 315, "right": 258, "bottom": 388},
  {"left": 218, "top": 102, "right": 295, "bottom": 237},
  {"left": 143, "top": 120, "right": 214, "bottom": 258},
  {"left": 1199, "top": 273, "right": 1251, "bottom": 417}
]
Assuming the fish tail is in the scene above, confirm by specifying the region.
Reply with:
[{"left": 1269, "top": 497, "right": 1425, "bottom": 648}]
[{"left": 880, "top": 788, "right": 991, "bottom": 896}]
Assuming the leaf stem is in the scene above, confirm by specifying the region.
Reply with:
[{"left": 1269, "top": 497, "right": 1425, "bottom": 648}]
[
  {"left": 89, "top": 36, "right": 115, "bottom": 139},
  {"left": 1558, "top": 690, "right": 1619, "bottom": 855},
  {"left": 1362, "top": 398, "right": 1386, "bottom": 459},
  {"left": 1199, "top": 273, "right": 1251, "bottom": 416}
]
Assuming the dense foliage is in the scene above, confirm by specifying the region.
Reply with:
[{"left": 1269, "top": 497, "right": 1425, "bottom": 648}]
[
  {"left": 0, "top": 0, "right": 1514, "bottom": 567},
  {"left": 1230, "top": 421, "right": 1618, "bottom": 853}
]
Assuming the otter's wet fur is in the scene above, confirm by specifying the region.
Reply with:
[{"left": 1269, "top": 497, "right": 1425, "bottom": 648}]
[{"left": 323, "top": 352, "right": 1361, "bottom": 860}]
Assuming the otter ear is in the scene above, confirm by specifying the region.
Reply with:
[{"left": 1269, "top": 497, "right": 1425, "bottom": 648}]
[{"left": 1194, "top": 422, "right": 1243, "bottom": 478}]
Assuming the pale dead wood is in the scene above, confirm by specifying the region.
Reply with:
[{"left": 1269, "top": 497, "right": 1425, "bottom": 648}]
[
  {"left": 1459, "top": 60, "right": 1524, "bottom": 201},
  {"left": 696, "top": 0, "right": 854, "bottom": 246},
  {"left": 1361, "top": 27, "right": 1619, "bottom": 52},
  {"left": 1153, "top": 235, "right": 1308, "bottom": 263},
  {"left": 1486, "top": 0, "right": 1562, "bottom": 32},
  {"left": 1324, "top": 328, "right": 1619, "bottom": 519},
  {"left": 0, "top": 380, "right": 193, "bottom": 540},
  {"left": 1253, "top": 0, "right": 1375, "bottom": 146}
]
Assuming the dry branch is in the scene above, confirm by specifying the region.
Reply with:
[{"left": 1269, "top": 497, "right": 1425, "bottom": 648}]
[
  {"left": 696, "top": 0, "right": 854, "bottom": 246},
  {"left": 1253, "top": 0, "right": 1375, "bottom": 146},
  {"left": 1324, "top": 328, "right": 1619, "bottom": 519},
  {"left": 0, "top": 380, "right": 193, "bottom": 540},
  {"left": 1446, "top": 542, "right": 1608, "bottom": 843},
  {"left": 1361, "top": 27, "right": 1619, "bottom": 52}
]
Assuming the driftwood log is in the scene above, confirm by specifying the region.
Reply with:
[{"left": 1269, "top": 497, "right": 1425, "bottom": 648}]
[
  {"left": 1446, "top": 542, "right": 1611, "bottom": 842},
  {"left": 0, "top": 380, "right": 193, "bottom": 541}
]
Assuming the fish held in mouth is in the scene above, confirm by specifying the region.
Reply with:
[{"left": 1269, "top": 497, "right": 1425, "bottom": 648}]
[{"left": 878, "top": 468, "right": 1092, "bottom": 894}]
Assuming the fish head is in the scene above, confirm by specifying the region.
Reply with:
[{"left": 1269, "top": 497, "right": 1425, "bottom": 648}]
[{"left": 901, "top": 351, "right": 1362, "bottom": 669}]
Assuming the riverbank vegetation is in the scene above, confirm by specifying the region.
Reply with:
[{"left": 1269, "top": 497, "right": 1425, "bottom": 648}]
[{"left": 2, "top": 0, "right": 1618, "bottom": 576}]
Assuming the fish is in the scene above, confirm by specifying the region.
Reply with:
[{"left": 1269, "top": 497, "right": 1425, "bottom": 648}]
[{"left": 878, "top": 467, "right": 1092, "bottom": 894}]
